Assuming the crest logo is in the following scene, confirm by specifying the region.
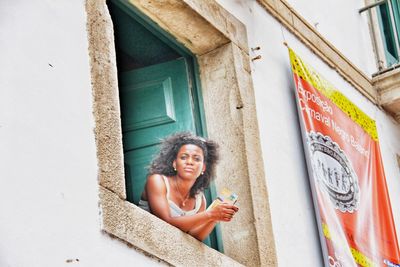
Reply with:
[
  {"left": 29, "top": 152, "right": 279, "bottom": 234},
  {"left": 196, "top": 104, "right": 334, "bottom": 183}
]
[{"left": 308, "top": 132, "right": 360, "bottom": 213}]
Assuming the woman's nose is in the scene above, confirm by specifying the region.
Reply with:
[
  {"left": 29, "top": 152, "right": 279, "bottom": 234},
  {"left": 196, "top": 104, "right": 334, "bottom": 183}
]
[{"left": 187, "top": 157, "right": 193, "bottom": 165}]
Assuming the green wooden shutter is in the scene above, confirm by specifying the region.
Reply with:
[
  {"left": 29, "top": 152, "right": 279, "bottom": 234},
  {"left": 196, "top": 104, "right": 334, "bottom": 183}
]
[
  {"left": 378, "top": 1, "right": 400, "bottom": 66},
  {"left": 119, "top": 58, "right": 196, "bottom": 204}
]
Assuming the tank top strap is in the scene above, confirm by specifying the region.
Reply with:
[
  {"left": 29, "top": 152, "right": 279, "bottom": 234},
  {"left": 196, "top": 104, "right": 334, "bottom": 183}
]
[
  {"left": 193, "top": 192, "right": 204, "bottom": 213},
  {"left": 162, "top": 175, "right": 171, "bottom": 199}
]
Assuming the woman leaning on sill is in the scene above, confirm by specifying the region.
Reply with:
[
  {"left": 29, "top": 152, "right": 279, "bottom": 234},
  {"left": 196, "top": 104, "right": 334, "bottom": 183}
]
[{"left": 138, "top": 132, "right": 238, "bottom": 241}]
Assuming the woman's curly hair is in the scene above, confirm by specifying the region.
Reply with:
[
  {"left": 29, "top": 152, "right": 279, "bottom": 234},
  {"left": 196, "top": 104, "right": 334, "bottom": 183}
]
[{"left": 148, "top": 132, "right": 219, "bottom": 198}]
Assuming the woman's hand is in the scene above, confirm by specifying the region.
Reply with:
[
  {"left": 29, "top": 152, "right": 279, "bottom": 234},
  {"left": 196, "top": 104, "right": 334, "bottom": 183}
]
[
  {"left": 207, "top": 203, "right": 239, "bottom": 222},
  {"left": 189, "top": 202, "right": 238, "bottom": 240}
]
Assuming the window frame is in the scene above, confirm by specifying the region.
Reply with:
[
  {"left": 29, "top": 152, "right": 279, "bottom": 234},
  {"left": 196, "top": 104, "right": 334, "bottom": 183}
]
[
  {"left": 86, "top": 0, "right": 277, "bottom": 265},
  {"left": 107, "top": 0, "right": 224, "bottom": 251}
]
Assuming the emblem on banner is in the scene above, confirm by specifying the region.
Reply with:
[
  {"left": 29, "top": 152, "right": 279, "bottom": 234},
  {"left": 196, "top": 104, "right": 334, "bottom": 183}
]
[{"left": 307, "top": 132, "right": 360, "bottom": 213}]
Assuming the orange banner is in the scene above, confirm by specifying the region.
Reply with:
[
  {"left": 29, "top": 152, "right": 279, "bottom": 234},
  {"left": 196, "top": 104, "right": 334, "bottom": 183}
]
[{"left": 289, "top": 48, "right": 400, "bottom": 267}]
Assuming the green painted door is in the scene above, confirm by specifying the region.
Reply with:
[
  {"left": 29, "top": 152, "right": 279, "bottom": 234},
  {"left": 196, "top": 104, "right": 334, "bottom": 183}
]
[{"left": 119, "top": 57, "right": 196, "bottom": 205}]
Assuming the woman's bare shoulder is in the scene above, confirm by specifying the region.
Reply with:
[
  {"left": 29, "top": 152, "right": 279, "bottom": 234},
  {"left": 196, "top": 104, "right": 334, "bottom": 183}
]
[
  {"left": 146, "top": 174, "right": 167, "bottom": 192},
  {"left": 147, "top": 173, "right": 165, "bottom": 181}
]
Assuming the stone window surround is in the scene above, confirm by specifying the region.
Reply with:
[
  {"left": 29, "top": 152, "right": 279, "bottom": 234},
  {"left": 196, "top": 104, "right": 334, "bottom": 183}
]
[{"left": 86, "top": 0, "right": 277, "bottom": 266}]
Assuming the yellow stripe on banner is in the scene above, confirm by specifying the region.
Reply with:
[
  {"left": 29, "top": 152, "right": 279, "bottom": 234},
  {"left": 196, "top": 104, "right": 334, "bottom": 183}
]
[
  {"left": 289, "top": 48, "right": 378, "bottom": 141},
  {"left": 321, "top": 223, "right": 378, "bottom": 267},
  {"left": 350, "top": 248, "right": 378, "bottom": 267}
]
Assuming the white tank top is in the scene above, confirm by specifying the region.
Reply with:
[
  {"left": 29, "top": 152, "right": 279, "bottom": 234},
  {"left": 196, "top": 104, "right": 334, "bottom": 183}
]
[{"left": 138, "top": 175, "right": 204, "bottom": 217}]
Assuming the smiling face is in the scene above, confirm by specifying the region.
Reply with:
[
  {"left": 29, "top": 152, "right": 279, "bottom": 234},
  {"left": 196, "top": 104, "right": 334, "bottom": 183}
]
[{"left": 173, "top": 144, "right": 206, "bottom": 180}]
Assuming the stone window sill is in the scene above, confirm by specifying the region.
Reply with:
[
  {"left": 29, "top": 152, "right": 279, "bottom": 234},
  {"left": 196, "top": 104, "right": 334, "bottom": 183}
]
[{"left": 99, "top": 186, "right": 243, "bottom": 266}]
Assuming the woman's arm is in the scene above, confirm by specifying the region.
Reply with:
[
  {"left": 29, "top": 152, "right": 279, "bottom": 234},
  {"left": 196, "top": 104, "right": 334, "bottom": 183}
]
[
  {"left": 188, "top": 196, "right": 239, "bottom": 241},
  {"left": 187, "top": 195, "right": 217, "bottom": 241},
  {"left": 145, "top": 174, "right": 237, "bottom": 238}
]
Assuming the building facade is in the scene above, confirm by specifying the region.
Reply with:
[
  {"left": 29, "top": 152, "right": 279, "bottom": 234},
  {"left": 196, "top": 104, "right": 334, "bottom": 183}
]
[{"left": 1, "top": 0, "right": 399, "bottom": 266}]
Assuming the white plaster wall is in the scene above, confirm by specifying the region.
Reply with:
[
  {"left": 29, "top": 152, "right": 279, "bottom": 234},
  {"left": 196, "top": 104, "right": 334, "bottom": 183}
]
[
  {"left": 286, "top": 0, "right": 378, "bottom": 76},
  {"left": 218, "top": 0, "right": 400, "bottom": 266},
  {"left": 0, "top": 1, "right": 160, "bottom": 266},
  {"left": 1, "top": 0, "right": 399, "bottom": 266}
]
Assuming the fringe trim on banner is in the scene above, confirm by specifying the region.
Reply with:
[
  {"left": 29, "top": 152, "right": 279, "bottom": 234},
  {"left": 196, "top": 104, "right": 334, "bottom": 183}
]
[{"left": 288, "top": 47, "right": 378, "bottom": 141}]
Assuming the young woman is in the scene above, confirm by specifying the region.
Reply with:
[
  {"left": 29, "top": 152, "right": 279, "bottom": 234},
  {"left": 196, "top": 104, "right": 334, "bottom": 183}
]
[{"left": 138, "top": 132, "right": 238, "bottom": 241}]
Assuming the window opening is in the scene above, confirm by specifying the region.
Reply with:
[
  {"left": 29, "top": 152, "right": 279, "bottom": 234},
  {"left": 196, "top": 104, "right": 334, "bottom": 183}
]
[{"left": 107, "top": 0, "right": 223, "bottom": 252}]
